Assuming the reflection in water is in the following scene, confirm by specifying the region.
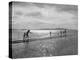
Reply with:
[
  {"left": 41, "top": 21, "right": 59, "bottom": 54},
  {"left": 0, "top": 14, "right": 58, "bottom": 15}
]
[{"left": 12, "top": 30, "right": 78, "bottom": 58}]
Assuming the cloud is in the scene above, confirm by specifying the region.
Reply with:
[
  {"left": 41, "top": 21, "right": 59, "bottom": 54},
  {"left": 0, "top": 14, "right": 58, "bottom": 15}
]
[{"left": 12, "top": 2, "right": 78, "bottom": 30}]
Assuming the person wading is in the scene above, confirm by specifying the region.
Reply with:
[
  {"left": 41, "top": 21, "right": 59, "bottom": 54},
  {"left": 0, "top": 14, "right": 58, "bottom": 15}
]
[
  {"left": 50, "top": 31, "right": 51, "bottom": 39},
  {"left": 23, "top": 30, "right": 30, "bottom": 43}
]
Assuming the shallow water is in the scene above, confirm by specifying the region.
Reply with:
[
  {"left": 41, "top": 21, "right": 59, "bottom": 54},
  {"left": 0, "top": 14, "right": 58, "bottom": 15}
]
[{"left": 11, "top": 29, "right": 78, "bottom": 58}]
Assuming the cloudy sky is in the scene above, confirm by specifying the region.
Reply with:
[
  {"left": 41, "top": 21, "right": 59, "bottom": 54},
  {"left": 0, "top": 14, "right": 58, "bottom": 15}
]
[{"left": 11, "top": 2, "right": 78, "bottom": 30}]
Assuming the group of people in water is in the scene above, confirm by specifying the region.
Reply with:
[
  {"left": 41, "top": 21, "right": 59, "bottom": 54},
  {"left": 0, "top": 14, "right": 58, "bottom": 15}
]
[{"left": 23, "top": 29, "right": 67, "bottom": 43}]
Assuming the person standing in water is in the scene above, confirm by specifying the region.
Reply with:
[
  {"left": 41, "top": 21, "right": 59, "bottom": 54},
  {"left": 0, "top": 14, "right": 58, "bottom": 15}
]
[
  {"left": 50, "top": 31, "right": 51, "bottom": 39},
  {"left": 23, "top": 30, "right": 30, "bottom": 43},
  {"left": 63, "top": 29, "right": 67, "bottom": 37}
]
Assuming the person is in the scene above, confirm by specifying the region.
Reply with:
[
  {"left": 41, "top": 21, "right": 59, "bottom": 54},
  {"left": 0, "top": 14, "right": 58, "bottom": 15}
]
[
  {"left": 63, "top": 29, "right": 67, "bottom": 37},
  {"left": 23, "top": 30, "right": 30, "bottom": 43},
  {"left": 50, "top": 31, "right": 51, "bottom": 39},
  {"left": 59, "top": 30, "right": 63, "bottom": 37}
]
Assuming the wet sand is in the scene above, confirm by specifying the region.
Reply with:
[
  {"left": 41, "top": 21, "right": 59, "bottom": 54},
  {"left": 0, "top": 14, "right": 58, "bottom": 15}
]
[{"left": 11, "top": 30, "right": 78, "bottom": 58}]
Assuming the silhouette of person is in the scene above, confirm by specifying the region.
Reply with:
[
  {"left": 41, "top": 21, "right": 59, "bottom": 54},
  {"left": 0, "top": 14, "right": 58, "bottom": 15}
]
[
  {"left": 60, "top": 30, "right": 63, "bottom": 37},
  {"left": 63, "top": 29, "right": 67, "bottom": 37},
  {"left": 23, "top": 30, "right": 30, "bottom": 43},
  {"left": 50, "top": 31, "right": 51, "bottom": 39}
]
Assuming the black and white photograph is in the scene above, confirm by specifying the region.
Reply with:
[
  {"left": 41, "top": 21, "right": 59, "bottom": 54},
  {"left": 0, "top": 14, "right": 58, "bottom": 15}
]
[{"left": 9, "top": 1, "right": 78, "bottom": 59}]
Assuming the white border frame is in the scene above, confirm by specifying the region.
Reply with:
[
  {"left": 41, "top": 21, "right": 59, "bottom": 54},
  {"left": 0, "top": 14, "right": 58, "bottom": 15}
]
[{"left": 0, "top": 0, "right": 79, "bottom": 60}]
